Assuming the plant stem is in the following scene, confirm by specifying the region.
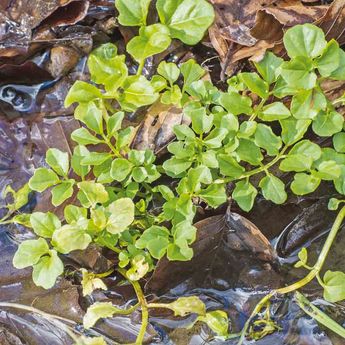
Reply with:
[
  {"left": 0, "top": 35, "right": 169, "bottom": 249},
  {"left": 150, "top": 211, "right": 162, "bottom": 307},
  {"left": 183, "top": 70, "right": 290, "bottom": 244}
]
[
  {"left": 223, "top": 145, "right": 289, "bottom": 184},
  {"left": 118, "top": 269, "right": 149, "bottom": 345},
  {"left": 132, "top": 280, "right": 149, "bottom": 345},
  {"left": 137, "top": 60, "right": 145, "bottom": 76},
  {"left": 102, "top": 134, "right": 120, "bottom": 156},
  {"left": 237, "top": 205, "right": 345, "bottom": 345},
  {"left": 295, "top": 291, "right": 345, "bottom": 338}
]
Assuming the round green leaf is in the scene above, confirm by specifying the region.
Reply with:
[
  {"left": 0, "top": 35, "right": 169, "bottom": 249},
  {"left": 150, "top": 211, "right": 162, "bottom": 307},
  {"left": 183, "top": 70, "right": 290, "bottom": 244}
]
[
  {"left": 259, "top": 175, "right": 287, "bottom": 204},
  {"left": 291, "top": 173, "right": 321, "bottom": 195},
  {"left": 29, "top": 168, "right": 60, "bottom": 192},
  {"left": 106, "top": 198, "right": 135, "bottom": 234},
  {"left": 13, "top": 238, "right": 49, "bottom": 269},
  {"left": 283, "top": 24, "right": 326, "bottom": 59},
  {"left": 30, "top": 212, "right": 61, "bottom": 238},
  {"left": 32, "top": 249, "right": 64, "bottom": 289}
]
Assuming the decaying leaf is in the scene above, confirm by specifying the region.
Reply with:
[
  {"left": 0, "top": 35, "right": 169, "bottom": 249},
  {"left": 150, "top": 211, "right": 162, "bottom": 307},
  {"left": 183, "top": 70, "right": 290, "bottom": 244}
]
[
  {"left": 146, "top": 210, "right": 275, "bottom": 293},
  {"left": 131, "top": 102, "right": 190, "bottom": 154}
]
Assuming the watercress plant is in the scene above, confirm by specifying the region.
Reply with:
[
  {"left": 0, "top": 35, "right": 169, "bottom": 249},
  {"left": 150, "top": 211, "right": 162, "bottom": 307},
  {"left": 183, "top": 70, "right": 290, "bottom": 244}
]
[{"left": 1, "top": 2, "right": 345, "bottom": 343}]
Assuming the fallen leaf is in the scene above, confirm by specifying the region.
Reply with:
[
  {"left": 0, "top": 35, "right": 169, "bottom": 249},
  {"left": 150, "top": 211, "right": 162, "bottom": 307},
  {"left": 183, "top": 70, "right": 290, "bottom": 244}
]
[
  {"left": 131, "top": 102, "right": 190, "bottom": 154},
  {"left": 146, "top": 210, "right": 275, "bottom": 293}
]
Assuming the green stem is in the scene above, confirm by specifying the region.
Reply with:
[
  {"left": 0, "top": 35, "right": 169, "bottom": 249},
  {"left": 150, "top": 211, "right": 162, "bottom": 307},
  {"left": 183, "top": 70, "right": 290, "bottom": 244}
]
[
  {"left": 132, "top": 280, "right": 149, "bottom": 345},
  {"left": 118, "top": 269, "right": 149, "bottom": 345},
  {"left": 249, "top": 98, "right": 266, "bottom": 122},
  {"left": 223, "top": 145, "right": 289, "bottom": 184},
  {"left": 137, "top": 60, "right": 145, "bottom": 76},
  {"left": 102, "top": 134, "right": 120, "bottom": 156},
  {"left": 295, "top": 291, "right": 345, "bottom": 339},
  {"left": 237, "top": 205, "right": 345, "bottom": 345}
]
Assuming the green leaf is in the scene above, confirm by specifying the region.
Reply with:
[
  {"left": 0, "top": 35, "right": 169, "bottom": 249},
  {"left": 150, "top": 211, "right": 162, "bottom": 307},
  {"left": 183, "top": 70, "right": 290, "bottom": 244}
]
[
  {"left": 151, "top": 75, "right": 167, "bottom": 92},
  {"left": 156, "top": 0, "right": 215, "bottom": 45},
  {"left": 132, "top": 167, "right": 148, "bottom": 182},
  {"left": 84, "top": 302, "right": 128, "bottom": 329},
  {"left": 291, "top": 173, "right": 321, "bottom": 195},
  {"left": 333, "top": 132, "right": 345, "bottom": 153},
  {"left": 46, "top": 148, "right": 69, "bottom": 176},
  {"left": 115, "top": 0, "right": 151, "bottom": 26},
  {"left": 31, "top": 212, "right": 61, "bottom": 238},
  {"left": 13, "top": 238, "right": 49, "bottom": 269},
  {"left": 289, "top": 140, "right": 322, "bottom": 161},
  {"left": 166, "top": 296, "right": 206, "bottom": 316},
  {"left": 110, "top": 158, "right": 133, "bottom": 182},
  {"left": 280, "top": 57, "right": 317, "bottom": 90},
  {"left": 81, "top": 269, "right": 107, "bottom": 297},
  {"left": 203, "top": 128, "right": 228, "bottom": 148},
  {"left": 106, "top": 198, "right": 135, "bottom": 234},
  {"left": 71, "top": 145, "right": 91, "bottom": 177},
  {"left": 64, "top": 205, "right": 87, "bottom": 224},
  {"left": 218, "top": 91, "right": 252, "bottom": 115},
  {"left": 81, "top": 152, "right": 112, "bottom": 166},
  {"left": 197, "top": 310, "right": 229, "bottom": 337},
  {"left": 77, "top": 181, "right": 109, "bottom": 208},
  {"left": 236, "top": 139, "right": 263, "bottom": 165},
  {"left": 154, "top": 185, "right": 175, "bottom": 201},
  {"left": 218, "top": 154, "right": 245, "bottom": 179},
  {"left": 51, "top": 180, "right": 75, "bottom": 206},
  {"left": 232, "top": 180, "right": 258, "bottom": 212},
  {"left": 157, "top": 61, "right": 180, "bottom": 85},
  {"left": 163, "top": 157, "right": 192, "bottom": 177},
  {"left": 29, "top": 168, "right": 60, "bottom": 192},
  {"left": 65, "top": 81, "right": 102, "bottom": 107},
  {"left": 71, "top": 128, "right": 102, "bottom": 146},
  {"left": 127, "top": 24, "right": 171, "bottom": 62},
  {"left": 184, "top": 102, "right": 213, "bottom": 134},
  {"left": 279, "top": 154, "right": 313, "bottom": 172},
  {"left": 119, "top": 76, "right": 158, "bottom": 111},
  {"left": 291, "top": 89, "right": 327, "bottom": 120},
  {"left": 52, "top": 224, "right": 92, "bottom": 254},
  {"left": 312, "top": 110, "right": 344, "bottom": 137},
  {"left": 12, "top": 214, "right": 31, "bottom": 227},
  {"left": 173, "top": 124, "right": 195, "bottom": 140},
  {"left": 238, "top": 121, "right": 257, "bottom": 138},
  {"left": 259, "top": 175, "right": 287, "bottom": 204},
  {"left": 115, "top": 127, "right": 134, "bottom": 150},
  {"left": 334, "top": 166, "right": 345, "bottom": 194},
  {"left": 298, "top": 247, "right": 308, "bottom": 263},
  {"left": 316, "top": 39, "right": 340, "bottom": 77},
  {"left": 315, "top": 160, "right": 341, "bottom": 180},
  {"left": 254, "top": 51, "right": 283, "bottom": 84},
  {"left": 4, "top": 183, "right": 30, "bottom": 211},
  {"left": 283, "top": 24, "right": 326, "bottom": 59},
  {"left": 328, "top": 198, "right": 343, "bottom": 211},
  {"left": 254, "top": 123, "right": 282, "bottom": 156},
  {"left": 88, "top": 44, "right": 128, "bottom": 92},
  {"left": 32, "top": 249, "right": 64, "bottom": 289},
  {"left": 107, "top": 112, "right": 124, "bottom": 138},
  {"left": 180, "top": 59, "right": 205, "bottom": 88},
  {"left": 323, "top": 270, "right": 345, "bottom": 303},
  {"left": 74, "top": 102, "right": 103, "bottom": 134},
  {"left": 330, "top": 49, "right": 345, "bottom": 80},
  {"left": 259, "top": 102, "right": 291, "bottom": 122},
  {"left": 135, "top": 225, "right": 170, "bottom": 259},
  {"left": 201, "top": 150, "right": 219, "bottom": 168},
  {"left": 126, "top": 255, "right": 150, "bottom": 281},
  {"left": 161, "top": 85, "right": 182, "bottom": 105},
  {"left": 280, "top": 118, "right": 311, "bottom": 145},
  {"left": 239, "top": 72, "right": 269, "bottom": 99},
  {"left": 198, "top": 184, "right": 227, "bottom": 208}
]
